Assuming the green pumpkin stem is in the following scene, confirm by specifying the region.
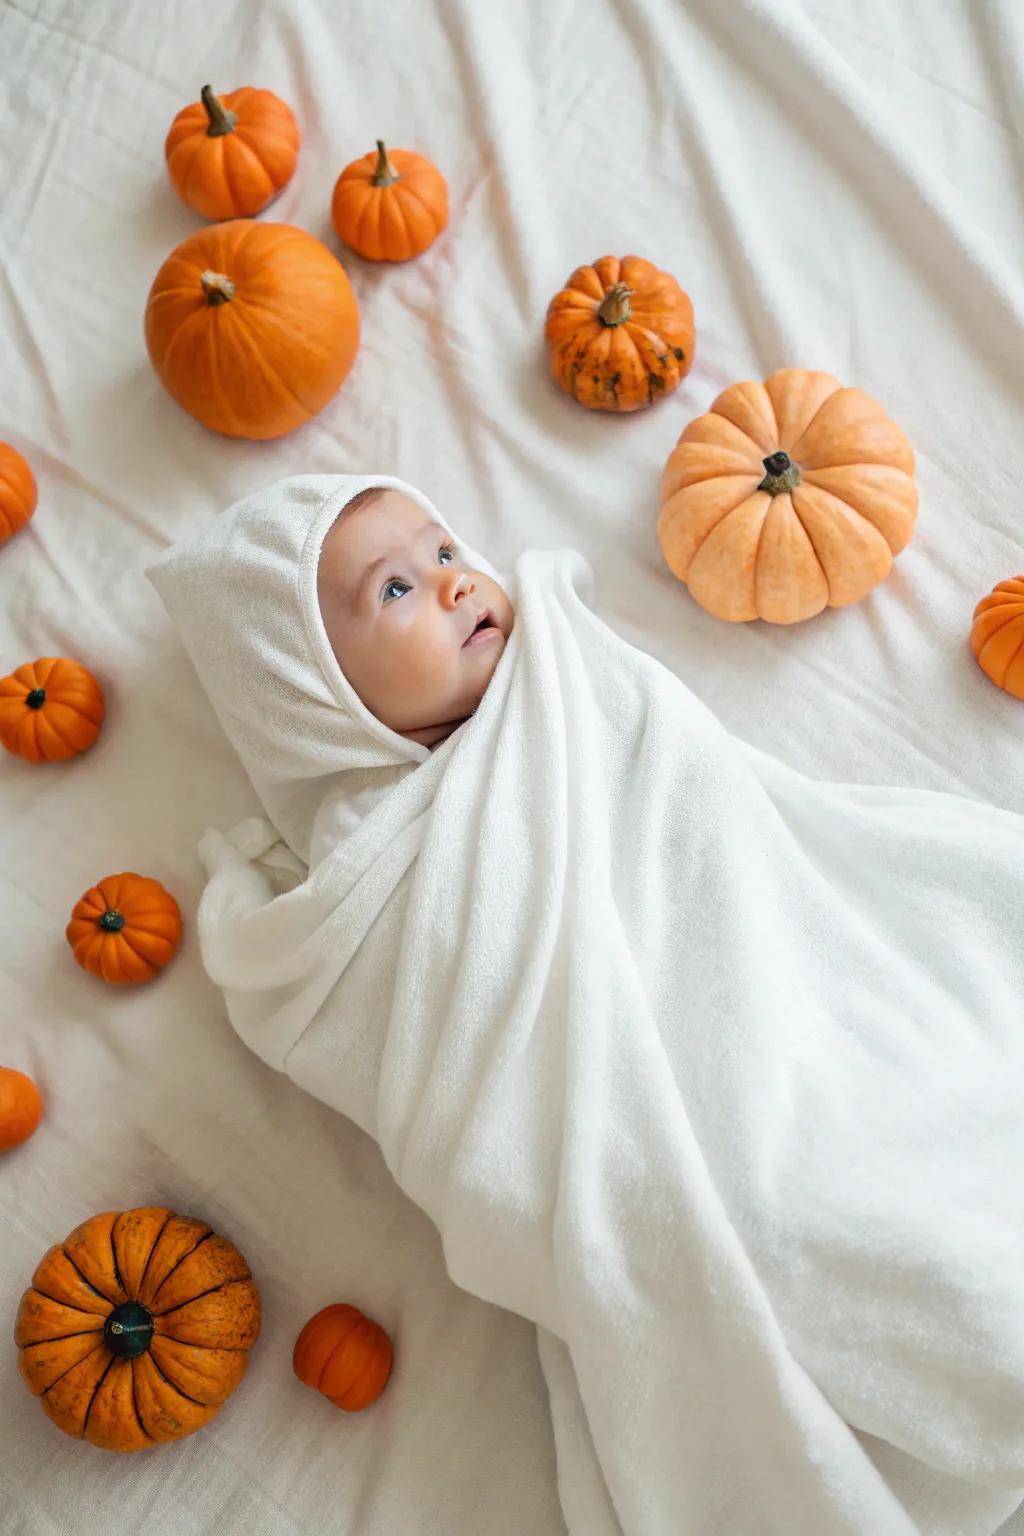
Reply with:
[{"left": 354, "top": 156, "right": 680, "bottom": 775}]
[
  {"left": 25, "top": 688, "right": 46, "bottom": 710},
  {"left": 104, "top": 1302, "right": 154, "bottom": 1360},
  {"left": 372, "top": 140, "right": 400, "bottom": 187},
  {"left": 597, "top": 283, "right": 634, "bottom": 327},
  {"left": 99, "top": 910, "right": 126, "bottom": 933},
  {"left": 200, "top": 271, "right": 236, "bottom": 307},
  {"left": 758, "top": 451, "right": 802, "bottom": 496},
  {"left": 201, "top": 84, "right": 238, "bottom": 137}
]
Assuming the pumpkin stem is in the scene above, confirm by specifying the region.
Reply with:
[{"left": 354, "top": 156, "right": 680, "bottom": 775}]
[
  {"left": 104, "top": 1302, "right": 154, "bottom": 1360},
  {"left": 758, "top": 451, "right": 802, "bottom": 495},
  {"left": 200, "top": 270, "right": 236, "bottom": 307},
  {"left": 99, "top": 910, "right": 126, "bottom": 933},
  {"left": 25, "top": 688, "right": 46, "bottom": 710},
  {"left": 201, "top": 84, "right": 238, "bottom": 137},
  {"left": 597, "top": 283, "right": 634, "bottom": 327},
  {"left": 372, "top": 140, "right": 400, "bottom": 187}
]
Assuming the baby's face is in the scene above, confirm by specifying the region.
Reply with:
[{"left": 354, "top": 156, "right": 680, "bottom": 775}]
[{"left": 317, "top": 490, "right": 514, "bottom": 746}]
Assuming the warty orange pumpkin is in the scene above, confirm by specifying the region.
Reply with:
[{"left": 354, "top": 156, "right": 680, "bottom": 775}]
[
  {"left": 15, "top": 1207, "right": 261, "bottom": 1451},
  {"left": 145, "top": 220, "right": 360, "bottom": 440},
  {"left": 0, "top": 657, "right": 104, "bottom": 763},
  {"left": 293, "top": 1303, "right": 393, "bottom": 1412},
  {"left": 165, "top": 84, "right": 300, "bottom": 221},
  {"left": 545, "top": 256, "right": 695, "bottom": 412},
  {"left": 0, "top": 442, "right": 37, "bottom": 545},
  {"left": 971, "top": 577, "right": 1024, "bottom": 700},
  {"left": 67, "top": 873, "right": 182, "bottom": 985},
  {"left": 0, "top": 1067, "right": 43, "bottom": 1152},
  {"left": 658, "top": 369, "right": 918, "bottom": 624},
  {"left": 331, "top": 140, "right": 447, "bottom": 261}
]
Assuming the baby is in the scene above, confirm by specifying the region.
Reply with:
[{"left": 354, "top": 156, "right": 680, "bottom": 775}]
[{"left": 317, "top": 486, "right": 515, "bottom": 748}]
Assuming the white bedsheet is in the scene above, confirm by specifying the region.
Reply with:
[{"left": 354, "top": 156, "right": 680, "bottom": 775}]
[{"left": 1, "top": 2, "right": 1021, "bottom": 1533}]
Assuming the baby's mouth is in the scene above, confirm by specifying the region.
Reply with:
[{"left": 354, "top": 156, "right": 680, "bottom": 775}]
[{"left": 462, "top": 609, "right": 499, "bottom": 648}]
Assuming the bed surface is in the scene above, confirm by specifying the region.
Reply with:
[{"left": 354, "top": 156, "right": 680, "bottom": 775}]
[{"left": 2, "top": 0, "right": 1021, "bottom": 1531}]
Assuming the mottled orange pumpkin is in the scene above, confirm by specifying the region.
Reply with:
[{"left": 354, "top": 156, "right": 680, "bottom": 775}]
[
  {"left": 545, "top": 256, "right": 695, "bottom": 412},
  {"left": 0, "top": 657, "right": 105, "bottom": 763},
  {"left": 0, "top": 442, "right": 37, "bottom": 545},
  {"left": 0, "top": 1067, "right": 43, "bottom": 1151},
  {"left": 15, "top": 1208, "right": 260, "bottom": 1451},
  {"left": 293, "top": 1303, "right": 393, "bottom": 1412},
  {"left": 165, "top": 85, "right": 300, "bottom": 221},
  {"left": 659, "top": 369, "right": 918, "bottom": 624},
  {"left": 66, "top": 873, "right": 182, "bottom": 985},
  {"left": 971, "top": 577, "right": 1024, "bottom": 700},
  {"left": 331, "top": 141, "right": 447, "bottom": 262}
]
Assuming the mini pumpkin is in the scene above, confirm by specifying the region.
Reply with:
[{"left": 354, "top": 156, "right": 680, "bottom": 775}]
[
  {"left": 0, "top": 442, "right": 37, "bottom": 545},
  {"left": 544, "top": 256, "right": 695, "bottom": 412},
  {"left": 0, "top": 657, "right": 105, "bottom": 763},
  {"left": 658, "top": 369, "right": 918, "bottom": 624},
  {"left": 331, "top": 140, "right": 447, "bottom": 262},
  {"left": 67, "top": 873, "right": 182, "bottom": 985},
  {"left": 971, "top": 577, "right": 1024, "bottom": 700},
  {"left": 165, "top": 84, "right": 300, "bottom": 221},
  {"left": 15, "top": 1207, "right": 260, "bottom": 1451},
  {"left": 145, "top": 220, "right": 360, "bottom": 440},
  {"left": 0, "top": 1067, "right": 43, "bottom": 1151},
  {"left": 293, "top": 1303, "right": 393, "bottom": 1412}
]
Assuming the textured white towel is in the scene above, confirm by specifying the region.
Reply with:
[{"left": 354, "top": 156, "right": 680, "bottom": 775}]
[{"left": 150, "top": 484, "right": 1024, "bottom": 1536}]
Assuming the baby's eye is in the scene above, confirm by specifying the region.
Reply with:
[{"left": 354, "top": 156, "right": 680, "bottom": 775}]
[
  {"left": 381, "top": 579, "right": 411, "bottom": 604},
  {"left": 438, "top": 541, "right": 456, "bottom": 565}
]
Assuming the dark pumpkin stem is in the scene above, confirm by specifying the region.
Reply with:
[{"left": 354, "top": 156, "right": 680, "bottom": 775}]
[
  {"left": 99, "top": 910, "right": 126, "bottom": 933},
  {"left": 201, "top": 84, "right": 238, "bottom": 137},
  {"left": 597, "top": 283, "right": 634, "bottom": 327},
  {"left": 200, "top": 270, "right": 236, "bottom": 307},
  {"left": 758, "top": 451, "right": 802, "bottom": 495},
  {"left": 104, "top": 1302, "right": 154, "bottom": 1360},
  {"left": 372, "top": 139, "right": 400, "bottom": 187},
  {"left": 25, "top": 688, "right": 46, "bottom": 710}
]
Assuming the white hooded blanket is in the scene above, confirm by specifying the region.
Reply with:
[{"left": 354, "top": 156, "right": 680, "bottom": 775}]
[{"left": 148, "top": 475, "right": 1024, "bottom": 1536}]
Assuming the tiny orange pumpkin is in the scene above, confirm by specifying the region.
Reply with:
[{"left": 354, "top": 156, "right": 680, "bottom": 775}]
[
  {"left": 15, "top": 1207, "right": 261, "bottom": 1451},
  {"left": 293, "top": 1303, "right": 393, "bottom": 1412},
  {"left": 331, "top": 140, "right": 447, "bottom": 262},
  {"left": 67, "top": 873, "right": 183, "bottom": 986},
  {"left": 0, "top": 1067, "right": 43, "bottom": 1152},
  {"left": 545, "top": 256, "right": 695, "bottom": 412},
  {"left": 165, "top": 84, "right": 300, "bottom": 221},
  {"left": 971, "top": 577, "right": 1024, "bottom": 700},
  {"left": 0, "top": 658, "right": 105, "bottom": 764},
  {"left": 0, "top": 442, "right": 37, "bottom": 545}
]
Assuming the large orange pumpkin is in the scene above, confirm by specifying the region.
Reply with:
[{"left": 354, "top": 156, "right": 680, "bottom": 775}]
[
  {"left": 0, "top": 657, "right": 105, "bottom": 763},
  {"left": 0, "top": 442, "right": 37, "bottom": 545},
  {"left": 67, "top": 873, "right": 182, "bottom": 985},
  {"left": 545, "top": 256, "right": 695, "bottom": 412},
  {"left": 331, "top": 141, "right": 447, "bottom": 262},
  {"left": 145, "top": 221, "right": 360, "bottom": 440},
  {"left": 971, "top": 577, "right": 1024, "bottom": 700},
  {"left": 165, "top": 84, "right": 300, "bottom": 221},
  {"left": 293, "top": 1303, "right": 393, "bottom": 1412},
  {"left": 15, "top": 1208, "right": 261, "bottom": 1451},
  {"left": 658, "top": 369, "right": 918, "bottom": 624},
  {"left": 0, "top": 1067, "right": 43, "bottom": 1151}
]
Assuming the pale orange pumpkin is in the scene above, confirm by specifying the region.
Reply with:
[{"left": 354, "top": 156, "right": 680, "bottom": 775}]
[
  {"left": 0, "top": 657, "right": 105, "bottom": 763},
  {"left": 165, "top": 85, "right": 300, "bottom": 221},
  {"left": 293, "top": 1303, "right": 393, "bottom": 1412},
  {"left": 971, "top": 577, "right": 1024, "bottom": 700},
  {"left": 0, "top": 1067, "right": 43, "bottom": 1151},
  {"left": 0, "top": 442, "right": 37, "bottom": 545},
  {"left": 145, "top": 220, "right": 360, "bottom": 439},
  {"left": 659, "top": 369, "right": 918, "bottom": 624},
  {"left": 67, "top": 873, "right": 183, "bottom": 986},
  {"left": 331, "top": 141, "right": 447, "bottom": 262}
]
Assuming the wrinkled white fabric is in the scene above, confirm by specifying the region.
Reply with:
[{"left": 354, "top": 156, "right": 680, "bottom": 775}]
[{"left": 186, "top": 544, "right": 1024, "bottom": 1536}]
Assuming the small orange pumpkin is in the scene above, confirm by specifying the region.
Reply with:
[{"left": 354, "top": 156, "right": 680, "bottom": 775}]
[
  {"left": 165, "top": 84, "right": 300, "bottom": 221},
  {"left": 971, "top": 577, "right": 1024, "bottom": 700},
  {"left": 293, "top": 1303, "right": 393, "bottom": 1412},
  {"left": 544, "top": 256, "right": 695, "bottom": 412},
  {"left": 0, "top": 1067, "right": 43, "bottom": 1151},
  {"left": 0, "top": 442, "right": 37, "bottom": 545},
  {"left": 67, "top": 873, "right": 182, "bottom": 986},
  {"left": 145, "top": 220, "right": 360, "bottom": 440},
  {"left": 15, "top": 1207, "right": 261, "bottom": 1451},
  {"left": 658, "top": 369, "right": 918, "bottom": 624},
  {"left": 331, "top": 140, "right": 447, "bottom": 262},
  {"left": 0, "top": 657, "right": 105, "bottom": 763}
]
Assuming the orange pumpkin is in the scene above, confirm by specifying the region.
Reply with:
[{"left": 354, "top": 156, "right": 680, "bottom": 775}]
[
  {"left": 0, "top": 442, "right": 37, "bottom": 545},
  {"left": 0, "top": 657, "right": 105, "bottom": 763},
  {"left": 971, "top": 577, "right": 1024, "bottom": 700},
  {"left": 658, "top": 369, "right": 918, "bottom": 624},
  {"left": 67, "top": 873, "right": 182, "bottom": 986},
  {"left": 165, "top": 84, "right": 300, "bottom": 221},
  {"left": 145, "top": 220, "right": 360, "bottom": 440},
  {"left": 545, "top": 256, "right": 695, "bottom": 412},
  {"left": 331, "top": 141, "right": 447, "bottom": 262},
  {"left": 293, "top": 1303, "right": 393, "bottom": 1412},
  {"left": 15, "top": 1207, "right": 260, "bottom": 1451},
  {"left": 0, "top": 1067, "right": 43, "bottom": 1151}
]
